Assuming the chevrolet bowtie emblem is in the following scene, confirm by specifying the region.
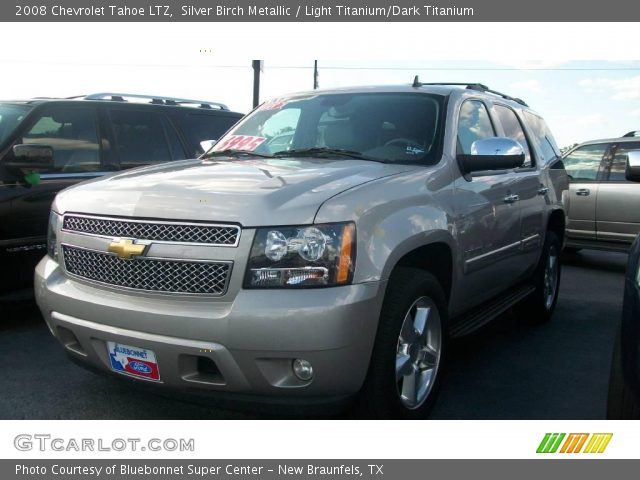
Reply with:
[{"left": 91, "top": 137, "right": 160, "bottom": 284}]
[{"left": 108, "top": 239, "right": 146, "bottom": 259}]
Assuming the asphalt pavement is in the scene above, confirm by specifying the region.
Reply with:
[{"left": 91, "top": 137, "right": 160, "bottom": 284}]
[{"left": 0, "top": 249, "right": 628, "bottom": 419}]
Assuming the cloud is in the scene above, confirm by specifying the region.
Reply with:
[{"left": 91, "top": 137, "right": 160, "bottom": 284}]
[
  {"left": 579, "top": 75, "right": 640, "bottom": 100},
  {"left": 555, "top": 113, "right": 607, "bottom": 128},
  {"left": 629, "top": 108, "right": 640, "bottom": 117},
  {"left": 510, "top": 79, "right": 544, "bottom": 94}
]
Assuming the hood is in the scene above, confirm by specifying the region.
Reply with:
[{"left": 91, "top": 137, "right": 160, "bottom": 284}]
[{"left": 54, "top": 158, "right": 419, "bottom": 226}]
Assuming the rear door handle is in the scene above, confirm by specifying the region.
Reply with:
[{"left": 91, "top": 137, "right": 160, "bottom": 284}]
[
  {"left": 576, "top": 188, "right": 591, "bottom": 196},
  {"left": 537, "top": 186, "right": 549, "bottom": 195},
  {"left": 504, "top": 194, "right": 520, "bottom": 204}
]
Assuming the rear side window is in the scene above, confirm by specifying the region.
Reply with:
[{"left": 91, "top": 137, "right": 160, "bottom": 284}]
[
  {"left": 521, "top": 111, "right": 560, "bottom": 164},
  {"left": 457, "top": 100, "right": 495, "bottom": 154},
  {"left": 21, "top": 106, "right": 100, "bottom": 173},
  {"left": 562, "top": 144, "right": 608, "bottom": 181},
  {"left": 180, "top": 114, "right": 241, "bottom": 156},
  {"left": 109, "top": 110, "right": 181, "bottom": 168},
  {"left": 606, "top": 143, "right": 640, "bottom": 181},
  {"left": 494, "top": 105, "right": 533, "bottom": 167}
]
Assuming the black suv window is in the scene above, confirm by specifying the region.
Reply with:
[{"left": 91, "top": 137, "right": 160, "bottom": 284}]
[
  {"left": 457, "top": 100, "right": 495, "bottom": 155},
  {"left": 109, "top": 109, "right": 183, "bottom": 168},
  {"left": 0, "top": 104, "right": 31, "bottom": 146},
  {"left": 607, "top": 143, "right": 640, "bottom": 181},
  {"left": 494, "top": 105, "right": 533, "bottom": 167},
  {"left": 181, "top": 113, "right": 241, "bottom": 156},
  {"left": 563, "top": 144, "right": 608, "bottom": 181},
  {"left": 21, "top": 106, "right": 100, "bottom": 173}
]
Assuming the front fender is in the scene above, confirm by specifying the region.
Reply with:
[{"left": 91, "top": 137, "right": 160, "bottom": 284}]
[
  {"left": 359, "top": 210, "right": 455, "bottom": 283},
  {"left": 314, "top": 166, "right": 457, "bottom": 284}
]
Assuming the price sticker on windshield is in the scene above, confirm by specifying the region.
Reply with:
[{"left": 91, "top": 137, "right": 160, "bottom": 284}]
[
  {"left": 259, "top": 98, "right": 288, "bottom": 111},
  {"left": 213, "top": 135, "right": 266, "bottom": 152}
]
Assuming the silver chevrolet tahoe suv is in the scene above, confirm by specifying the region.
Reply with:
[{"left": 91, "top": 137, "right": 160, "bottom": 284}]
[{"left": 35, "top": 81, "right": 569, "bottom": 419}]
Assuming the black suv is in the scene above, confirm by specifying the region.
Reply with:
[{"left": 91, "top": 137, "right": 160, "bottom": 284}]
[
  {"left": 0, "top": 93, "right": 243, "bottom": 297},
  {"left": 607, "top": 234, "right": 640, "bottom": 419}
]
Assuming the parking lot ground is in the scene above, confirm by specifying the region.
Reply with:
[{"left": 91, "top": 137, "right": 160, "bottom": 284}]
[{"left": 0, "top": 250, "right": 628, "bottom": 419}]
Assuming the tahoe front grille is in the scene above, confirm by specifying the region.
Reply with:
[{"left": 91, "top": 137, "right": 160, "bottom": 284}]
[
  {"left": 62, "top": 215, "right": 240, "bottom": 246},
  {"left": 62, "top": 245, "right": 232, "bottom": 295}
]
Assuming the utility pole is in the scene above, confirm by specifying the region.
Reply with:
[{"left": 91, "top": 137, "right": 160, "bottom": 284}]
[
  {"left": 252, "top": 60, "right": 262, "bottom": 107},
  {"left": 313, "top": 60, "right": 319, "bottom": 90}
]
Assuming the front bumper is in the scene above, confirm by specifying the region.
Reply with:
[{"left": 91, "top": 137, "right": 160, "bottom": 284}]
[{"left": 35, "top": 256, "right": 385, "bottom": 401}]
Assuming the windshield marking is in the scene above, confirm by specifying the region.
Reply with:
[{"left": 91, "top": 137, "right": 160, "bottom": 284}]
[{"left": 213, "top": 135, "right": 266, "bottom": 152}]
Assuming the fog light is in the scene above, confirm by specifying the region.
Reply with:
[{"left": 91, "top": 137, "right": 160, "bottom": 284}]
[{"left": 292, "top": 359, "right": 314, "bottom": 381}]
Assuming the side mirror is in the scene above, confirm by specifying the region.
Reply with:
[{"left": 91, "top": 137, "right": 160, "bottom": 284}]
[
  {"left": 5, "top": 144, "right": 54, "bottom": 170},
  {"left": 200, "top": 139, "right": 217, "bottom": 154},
  {"left": 625, "top": 150, "right": 640, "bottom": 182},
  {"left": 458, "top": 137, "right": 525, "bottom": 174}
]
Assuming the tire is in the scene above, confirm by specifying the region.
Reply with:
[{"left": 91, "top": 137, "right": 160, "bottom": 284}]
[
  {"left": 518, "top": 231, "right": 562, "bottom": 324},
  {"left": 356, "top": 268, "right": 448, "bottom": 419},
  {"left": 607, "top": 326, "right": 640, "bottom": 419}
]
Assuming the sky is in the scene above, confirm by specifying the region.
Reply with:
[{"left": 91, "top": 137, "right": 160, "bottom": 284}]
[{"left": 3, "top": 54, "right": 640, "bottom": 148}]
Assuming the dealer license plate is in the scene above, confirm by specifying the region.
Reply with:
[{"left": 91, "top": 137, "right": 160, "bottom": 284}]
[{"left": 107, "top": 342, "right": 160, "bottom": 381}]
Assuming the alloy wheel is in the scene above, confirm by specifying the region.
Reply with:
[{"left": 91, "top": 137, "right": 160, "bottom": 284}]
[
  {"left": 395, "top": 296, "right": 442, "bottom": 410},
  {"left": 544, "top": 244, "right": 559, "bottom": 310}
]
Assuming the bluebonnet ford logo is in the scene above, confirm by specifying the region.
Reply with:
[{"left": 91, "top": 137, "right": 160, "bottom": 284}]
[
  {"left": 129, "top": 361, "right": 152, "bottom": 374},
  {"left": 107, "top": 342, "right": 160, "bottom": 381}
]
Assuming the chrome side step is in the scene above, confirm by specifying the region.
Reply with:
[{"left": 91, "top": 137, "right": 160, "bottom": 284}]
[{"left": 449, "top": 285, "right": 535, "bottom": 338}]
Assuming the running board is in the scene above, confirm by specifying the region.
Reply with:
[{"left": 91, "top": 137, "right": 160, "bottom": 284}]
[{"left": 449, "top": 285, "right": 535, "bottom": 338}]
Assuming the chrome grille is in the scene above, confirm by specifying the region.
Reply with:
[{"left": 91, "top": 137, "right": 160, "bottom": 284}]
[
  {"left": 63, "top": 215, "right": 240, "bottom": 246},
  {"left": 62, "top": 245, "right": 231, "bottom": 295}
]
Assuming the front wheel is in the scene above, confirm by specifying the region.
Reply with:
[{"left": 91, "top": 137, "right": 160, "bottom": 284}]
[
  {"left": 356, "top": 268, "right": 447, "bottom": 419},
  {"left": 518, "top": 231, "right": 561, "bottom": 323}
]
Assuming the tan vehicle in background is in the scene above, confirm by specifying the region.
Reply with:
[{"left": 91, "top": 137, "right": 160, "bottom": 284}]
[{"left": 563, "top": 132, "right": 640, "bottom": 252}]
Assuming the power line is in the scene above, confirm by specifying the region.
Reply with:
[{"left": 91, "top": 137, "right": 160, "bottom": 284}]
[
  {"left": 220, "top": 66, "right": 640, "bottom": 72},
  {"left": 4, "top": 60, "right": 640, "bottom": 72}
]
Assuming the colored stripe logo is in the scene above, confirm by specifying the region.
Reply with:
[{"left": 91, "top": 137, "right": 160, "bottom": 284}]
[{"left": 537, "top": 433, "right": 612, "bottom": 454}]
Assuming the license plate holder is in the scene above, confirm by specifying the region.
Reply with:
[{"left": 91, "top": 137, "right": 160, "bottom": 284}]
[{"left": 107, "top": 341, "right": 160, "bottom": 381}]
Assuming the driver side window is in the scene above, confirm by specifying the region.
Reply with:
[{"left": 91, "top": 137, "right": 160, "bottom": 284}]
[
  {"left": 21, "top": 106, "right": 100, "bottom": 173},
  {"left": 563, "top": 144, "right": 607, "bottom": 181},
  {"left": 457, "top": 100, "right": 495, "bottom": 155}
]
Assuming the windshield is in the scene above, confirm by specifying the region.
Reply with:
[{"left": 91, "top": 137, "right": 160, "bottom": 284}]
[
  {"left": 0, "top": 104, "right": 31, "bottom": 146},
  {"left": 210, "top": 92, "right": 445, "bottom": 164}
]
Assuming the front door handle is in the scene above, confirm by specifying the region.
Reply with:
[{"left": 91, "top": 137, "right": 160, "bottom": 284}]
[
  {"left": 537, "top": 186, "right": 549, "bottom": 195},
  {"left": 576, "top": 188, "right": 591, "bottom": 196},
  {"left": 504, "top": 194, "right": 520, "bottom": 204}
]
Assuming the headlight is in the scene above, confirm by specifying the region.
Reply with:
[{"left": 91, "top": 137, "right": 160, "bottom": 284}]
[
  {"left": 244, "top": 223, "right": 356, "bottom": 288},
  {"left": 47, "top": 211, "right": 62, "bottom": 261}
]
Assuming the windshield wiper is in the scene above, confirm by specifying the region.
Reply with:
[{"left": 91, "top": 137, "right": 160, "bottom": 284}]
[
  {"left": 202, "top": 149, "right": 273, "bottom": 159},
  {"left": 272, "top": 147, "right": 386, "bottom": 163}
]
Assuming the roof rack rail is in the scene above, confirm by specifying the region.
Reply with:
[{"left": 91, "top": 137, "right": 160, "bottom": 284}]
[
  {"left": 83, "top": 93, "right": 229, "bottom": 110},
  {"left": 622, "top": 130, "right": 640, "bottom": 137},
  {"left": 411, "top": 76, "right": 529, "bottom": 107}
]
